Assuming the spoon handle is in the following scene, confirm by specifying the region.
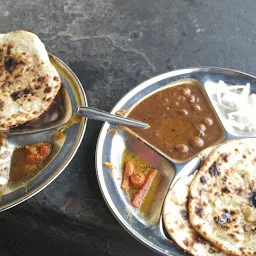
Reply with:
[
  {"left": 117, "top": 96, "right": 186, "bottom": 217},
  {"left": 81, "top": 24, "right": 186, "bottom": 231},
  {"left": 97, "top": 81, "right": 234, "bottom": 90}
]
[{"left": 76, "top": 106, "right": 149, "bottom": 129}]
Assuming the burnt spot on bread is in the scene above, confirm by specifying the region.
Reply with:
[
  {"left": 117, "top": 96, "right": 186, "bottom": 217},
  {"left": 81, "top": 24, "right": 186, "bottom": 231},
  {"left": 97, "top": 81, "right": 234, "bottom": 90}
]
[
  {"left": 252, "top": 227, "right": 256, "bottom": 233},
  {"left": 222, "top": 176, "right": 227, "bottom": 182},
  {"left": 183, "top": 239, "right": 190, "bottom": 247},
  {"left": 214, "top": 209, "right": 234, "bottom": 230},
  {"left": 195, "top": 224, "right": 201, "bottom": 230},
  {"left": 228, "top": 233, "right": 235, "bottom": 238},
  {"left": 235, "top": 188, "right": 243, "bottom": 195},
  {"left": 6, "top": 44, "right": 13, "bottom": 55},
  {"left": 239, "top": 247, "right": 245, "bottom": 253},
  {"left": 14, "top": 74, "right": 22, "bottom": 79},
  {"left": 23, "top": 88, "right": 32, "bottom": 94},
  {"left": 180, "top": 210, "right": 188, "bottom": 220},
  {"left": 214, "top": 216, "right": 229, "bottom": 229},
  {"left": 221, "top": 153, "right": 228, "bottom": 162},
  {"left": 38, "top": 76, "right": 45, "bottom": 82},
  {"left": 1, "top": 82, "right": 10, "bottom": 88},
  {"left": 194, "top": 234, "right": 207, "bottom": 246},
  {"left": 199, "top": 189, "right": 205, "bottom": 196},
  {"left": 4, "top": 57, "right": 16, "bottom": 73},
  {"left": 209, "top": 161, "right": 220, "bottom": 176},
  {"left": 221, "top": 187, "right": 230, "bottom": 193},
  {"left": 11, "top": 91, "right": 24, "bottom": 101},
  {"left": 208, "top": 248, "right": 217, "bottom": 254},
  {"left": 44, "top": 87, "right": 51, "bottom": 93},
  {"left": 0, "top": 100, "right": 3, "bottom": 109},
  {"left": 249, "top": 191, "right": 256, "bottom": 208},
  {"left": 200, "top": 175, "right": 207, "bottom": 184},
  {"left": 35, "top": 85, "right": 41, "bottom": 90},
  {"left": 53, "top": 76, "right": 59, "bottom": 81},
  {"left": 195, "top": 207, "right": 204, "bottom": 218}
]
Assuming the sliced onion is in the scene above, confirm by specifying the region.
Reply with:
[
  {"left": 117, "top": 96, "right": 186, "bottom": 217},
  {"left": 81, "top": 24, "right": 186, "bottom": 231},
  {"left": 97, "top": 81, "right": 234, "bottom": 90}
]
[{"left": 213, "top": 81, "right": 256, "bottom": 132}]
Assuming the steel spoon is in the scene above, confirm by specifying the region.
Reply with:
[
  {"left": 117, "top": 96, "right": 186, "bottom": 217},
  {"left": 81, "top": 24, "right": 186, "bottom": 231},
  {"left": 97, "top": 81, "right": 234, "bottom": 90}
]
[{"left": 76, "top": 106, "right": 148, "bottom": 128}]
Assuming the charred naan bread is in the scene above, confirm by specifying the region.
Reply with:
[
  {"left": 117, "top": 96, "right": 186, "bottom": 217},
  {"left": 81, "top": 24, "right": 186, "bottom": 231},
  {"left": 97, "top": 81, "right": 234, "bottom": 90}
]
[
  {"left": 163, "top": 175, "right": 226, "bottom": 256},
  {"left": 189, "top": 139, "right": 256, "bottom": 256},
  {"left": 0, "top": 134, "right": 13, "bottom": 195},
  {"left": 0, "top": 30, "right": 61, "bottom": 130}
]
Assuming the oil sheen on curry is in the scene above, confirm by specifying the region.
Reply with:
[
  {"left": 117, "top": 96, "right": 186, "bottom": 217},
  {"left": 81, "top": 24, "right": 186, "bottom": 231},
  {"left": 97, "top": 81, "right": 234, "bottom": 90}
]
[
  {"left": 10, "top": 143, "right": 51, "bottom": 182},
  {"left": 127, "top": 80, "right": 225, "bottom": 162}
]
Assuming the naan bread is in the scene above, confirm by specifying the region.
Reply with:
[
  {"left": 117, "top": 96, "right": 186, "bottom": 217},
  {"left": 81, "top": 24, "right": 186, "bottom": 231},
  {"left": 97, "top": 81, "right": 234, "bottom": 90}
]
[
  {"left": 0, "top": 133, "right": 13, "bottom": 195},
  {"left": 163, "top": 175, "right": 226, "bottom": 256},
  {"left": 189, "top": 139, "right": 256, "bottom": 256},
  {"left": 0, "top": 30, "right": 61, "bottom": 130}
]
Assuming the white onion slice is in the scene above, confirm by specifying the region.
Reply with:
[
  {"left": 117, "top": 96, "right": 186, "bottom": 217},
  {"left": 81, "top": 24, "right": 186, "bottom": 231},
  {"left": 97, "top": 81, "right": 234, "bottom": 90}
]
[{"left": 213, "top": 81, "right": 256, "bottom": 132}]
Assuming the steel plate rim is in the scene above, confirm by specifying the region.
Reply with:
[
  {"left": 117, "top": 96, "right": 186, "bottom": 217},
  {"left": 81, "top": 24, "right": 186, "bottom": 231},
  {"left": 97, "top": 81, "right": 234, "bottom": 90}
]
[
  {"left": 0, "top": 54, "right": 88, "bottom": 212},
  {"left": 96, "top": 66, "right": 256, "bottom": 256},
  {"left": 109, "top": 66, "right": 256, "bottom": 114}
]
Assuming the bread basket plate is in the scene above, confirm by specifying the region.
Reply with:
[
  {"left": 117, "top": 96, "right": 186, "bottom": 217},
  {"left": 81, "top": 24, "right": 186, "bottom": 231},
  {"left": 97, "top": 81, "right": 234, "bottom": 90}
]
[{"left": 0, "top": 55, "right": 87, "bottom": 212}]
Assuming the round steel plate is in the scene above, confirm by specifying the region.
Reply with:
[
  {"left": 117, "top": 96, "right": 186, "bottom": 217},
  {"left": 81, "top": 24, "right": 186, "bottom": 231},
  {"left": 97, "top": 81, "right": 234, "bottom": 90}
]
[
  {"left": 96, "top": 67, "right": 256, "bottom": 256},
  {"left": 0, "top": 55, "right": 87, "bottom": 212}
]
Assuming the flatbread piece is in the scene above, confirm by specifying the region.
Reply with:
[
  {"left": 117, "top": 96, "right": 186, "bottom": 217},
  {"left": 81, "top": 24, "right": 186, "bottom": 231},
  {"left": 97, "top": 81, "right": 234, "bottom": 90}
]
[
  {"left": 0, "top": 30, "right": 61, "bottom": 130},
  {"left": 189, "top": 139, "right": 256, "bottom": 255},
  {"left": 163, "top": 175, "right": 226, "bottom": 256}
]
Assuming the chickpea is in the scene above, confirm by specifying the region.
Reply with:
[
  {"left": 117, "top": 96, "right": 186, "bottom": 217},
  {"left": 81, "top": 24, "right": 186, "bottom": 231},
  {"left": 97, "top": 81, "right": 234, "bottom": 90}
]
[
  {"left": 175, "top": 144, "right": 189, "bottom": 153},
  {"left": 188, "top": 95, "right": 196, "bottom": 103},
  {"left": 191, "top": 137, "right": 204, "bottom": 148},
  {"left": 178, "top": 109, "right": 188, "bottom": 115},
  {"left": 180, "top": 88, "right": 191, "bottom": 96},
  {"left": 198, "top": 123, "right": 206, "bottom": 132},
  {"left": 204, "top": 117, "right": 213, "bottom": 126},
  {"left": 192, "top": 104, "right": 201, "bottom": 111}
]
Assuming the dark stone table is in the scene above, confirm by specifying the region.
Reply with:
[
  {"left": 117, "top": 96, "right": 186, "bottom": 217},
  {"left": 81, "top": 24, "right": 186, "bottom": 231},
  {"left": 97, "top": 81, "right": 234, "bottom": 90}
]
[{"left": 1, "top": 0, "right": 256, "bottom": 255}]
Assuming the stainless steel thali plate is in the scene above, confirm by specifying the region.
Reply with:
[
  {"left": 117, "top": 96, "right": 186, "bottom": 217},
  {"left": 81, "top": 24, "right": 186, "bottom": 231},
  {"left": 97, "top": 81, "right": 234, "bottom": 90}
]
[
  {"left": 0, "top": 55, "right": 87, "bottom": 212},
  {"left": 96, "top": 67, "right": 256, "bottom": 256}
]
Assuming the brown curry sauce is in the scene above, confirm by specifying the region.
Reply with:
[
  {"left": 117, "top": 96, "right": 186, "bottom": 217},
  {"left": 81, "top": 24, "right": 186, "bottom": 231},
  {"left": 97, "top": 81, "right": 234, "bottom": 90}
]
[
  {"left": 10, "top": 143, "right": 51, "bottom": 182},
  {"left": 126, "top": 81, "right": 225, "bottom": 162}
]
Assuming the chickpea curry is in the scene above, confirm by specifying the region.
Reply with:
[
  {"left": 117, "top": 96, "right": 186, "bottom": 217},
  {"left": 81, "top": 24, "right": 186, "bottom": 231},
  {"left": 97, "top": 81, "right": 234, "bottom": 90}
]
[
  {"left": 10, "top": 143, "right": 51, "bottom": 182},
  {"left": 126, "top": 81, "right": 225, "bottom": 162},
  {"left": 121, "top": 149, "right": 161, "bottom": 213}
]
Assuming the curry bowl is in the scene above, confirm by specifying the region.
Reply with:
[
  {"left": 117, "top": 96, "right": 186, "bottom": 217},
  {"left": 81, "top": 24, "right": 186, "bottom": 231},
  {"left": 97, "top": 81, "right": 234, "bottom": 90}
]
[
  {"left": 122, "top": 78, "right": 226, "bottom": 163},
  {"left": 96, "top": 67, "right": 256, "bottom": 256}
]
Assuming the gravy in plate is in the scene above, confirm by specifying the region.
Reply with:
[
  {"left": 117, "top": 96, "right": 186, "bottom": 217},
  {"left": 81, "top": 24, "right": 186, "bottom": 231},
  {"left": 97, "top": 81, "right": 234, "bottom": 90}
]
[{"left": 126, "top": 79, "right": 225, "bottom": 162}]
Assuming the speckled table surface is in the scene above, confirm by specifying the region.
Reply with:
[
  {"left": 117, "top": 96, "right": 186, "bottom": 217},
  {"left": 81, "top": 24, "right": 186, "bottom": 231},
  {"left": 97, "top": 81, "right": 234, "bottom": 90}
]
[{"left": 1, "top": 0, "right": 256, "bottom": 255}]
